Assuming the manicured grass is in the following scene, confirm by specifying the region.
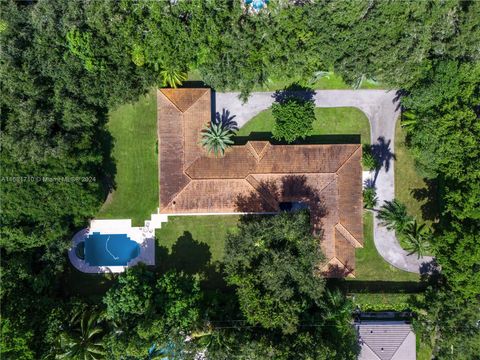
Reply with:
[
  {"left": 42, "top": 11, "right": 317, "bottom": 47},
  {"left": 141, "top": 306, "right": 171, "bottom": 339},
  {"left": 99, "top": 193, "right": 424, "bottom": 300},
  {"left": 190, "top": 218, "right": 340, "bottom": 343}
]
[
  {"left": 354, "top": 212, "right": 419, "bottom": 282},
  {"left": 395, "top": 121, "right": 430, "bottom": 222},
  {"left": 394, "top": 120, "right": 439, "bottom": 252},
  {"left": 254, "top": 73, "right": 385, "bottom": 91},
  {"left": 237, "top": 107, "right": 371, "bottom": 145},
  {"left": 97, "top": 90, "right": 158, "bottom": 226},
  {"left": 188, "top": 70, "right": 385, "bottom": 91},
  {"left": 155, "top": 215, "right": 240, "bottom": 263}
]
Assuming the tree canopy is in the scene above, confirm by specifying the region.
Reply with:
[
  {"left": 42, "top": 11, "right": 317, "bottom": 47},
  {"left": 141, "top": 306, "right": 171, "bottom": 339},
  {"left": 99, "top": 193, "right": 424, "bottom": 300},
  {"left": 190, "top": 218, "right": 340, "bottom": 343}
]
[
  {"left": 1, "top": 0, "right": 479, "bottom": 358},
  {"left": 224, "top": 211, "right": 325, "bottom": 334}
]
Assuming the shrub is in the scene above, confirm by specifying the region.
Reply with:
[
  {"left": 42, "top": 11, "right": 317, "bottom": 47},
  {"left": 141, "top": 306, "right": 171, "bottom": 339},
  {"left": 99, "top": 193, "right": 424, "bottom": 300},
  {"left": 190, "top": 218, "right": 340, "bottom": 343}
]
[
  {"left": 272, "top": 97, "right": 315, "bottom": 143},
  {"left": 362, "top": 145, "right": 379, "bottom": 171},
  {"left": 363, "top": 187, "right": 378, "bottom": 209}
]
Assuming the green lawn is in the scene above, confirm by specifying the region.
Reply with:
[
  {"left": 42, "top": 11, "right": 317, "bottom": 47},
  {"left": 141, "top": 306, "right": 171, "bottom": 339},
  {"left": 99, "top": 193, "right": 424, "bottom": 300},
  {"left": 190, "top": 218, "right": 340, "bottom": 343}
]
[
  {"left": 97, "top": 90, "right": 158, "bottom": 226},
  {"left": 155, "top": 215, "right": 240, "bottom": 264},
  {"left": 237, "top": 107, "right": 371, "bottom": 145},
  {"left": 394, "top": 121, "right": 426, "bottom": 220},
  {"left": 355, "top": 212, "right": 419, "bottom": 282},
  {"left": 188, "top": 70, "right": 385, "bottom": 91},
  {"left": 394, "top": 121, "right": 439, "bottom": 252},
  {"left": 256, "top": 74, "right": 384, "bottom": 91}
]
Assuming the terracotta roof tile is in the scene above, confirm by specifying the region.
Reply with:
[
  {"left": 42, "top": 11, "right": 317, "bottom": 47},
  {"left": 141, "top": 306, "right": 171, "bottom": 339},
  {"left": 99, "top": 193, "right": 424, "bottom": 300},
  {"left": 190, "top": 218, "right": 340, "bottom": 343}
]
[
  {"left": 160, "top": 88, "right": 209, "bottom": 113},
  {"left": 158, "top": 88, "right": 363, "bottom": 277}
]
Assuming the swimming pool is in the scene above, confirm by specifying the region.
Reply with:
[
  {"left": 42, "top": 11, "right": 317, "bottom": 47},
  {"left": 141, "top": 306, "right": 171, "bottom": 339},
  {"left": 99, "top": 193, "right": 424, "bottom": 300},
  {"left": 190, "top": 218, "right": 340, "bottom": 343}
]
[{"left": 84, "top": 232, "right": 140, "bottom": 266}]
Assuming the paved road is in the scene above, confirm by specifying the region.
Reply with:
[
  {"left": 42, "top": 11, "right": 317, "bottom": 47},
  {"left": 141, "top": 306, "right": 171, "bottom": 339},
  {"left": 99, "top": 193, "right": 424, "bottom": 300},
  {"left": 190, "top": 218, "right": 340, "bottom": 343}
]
[{"left": 216, "top": 90, "right": 434, "bottom": 273}]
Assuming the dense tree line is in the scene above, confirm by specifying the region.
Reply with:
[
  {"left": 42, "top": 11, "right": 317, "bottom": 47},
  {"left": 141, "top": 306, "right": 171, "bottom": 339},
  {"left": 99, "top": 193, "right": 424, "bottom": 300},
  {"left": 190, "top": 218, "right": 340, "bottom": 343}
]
[{"left": 1, "top": 0, "right": 479, "bottom": 358}]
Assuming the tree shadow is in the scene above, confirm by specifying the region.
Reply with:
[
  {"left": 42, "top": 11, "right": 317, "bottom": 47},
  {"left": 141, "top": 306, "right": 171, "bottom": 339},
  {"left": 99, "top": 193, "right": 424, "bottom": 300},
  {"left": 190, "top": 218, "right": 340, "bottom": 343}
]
[
  {"left": 158, "top": 231, "right": 212, "bottom": 275},
  {"left": 155, "top": 231, "right": 231, "bottom": 291},
  {"left": 213, "top": 109, "right": 239, "bottom": 131},
  {"left": 411, "top": 178, "right": 440, "bottom": 221},
  {"left": 371, "top": 136, "right": 396, "bottom": 186},
  {"left": 324, "top": 263, "right": 355, "bottom": 278},
  {"left": 234, "top": 132, "right": 361, "bottom": 145},
  {"left": 235, "top": 179, "right": 280, "bottom": 213},
  {"left": 272, "top": 83, "right": 316, "bottom": 103},
  {"left": 234, "top": 175, "right": 327, "bottom": 237},
  {"left": 95, "top": 111, "right": 117, "bottom": 198}
]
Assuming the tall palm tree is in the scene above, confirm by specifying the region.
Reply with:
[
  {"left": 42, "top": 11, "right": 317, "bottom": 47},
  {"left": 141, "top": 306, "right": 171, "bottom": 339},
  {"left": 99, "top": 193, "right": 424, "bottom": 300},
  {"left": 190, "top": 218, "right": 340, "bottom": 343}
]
[
  {"left": 55, "top": 310, "right": 106, "bottom": 360},
  {"left": 201, "top": 122, "right": 235, "bottom": 156},
  {"left": 403, "top": 220, "right": 431, "bottom": 259},
  {"left": 377, "top": 199, "right": 414, "bottom": 234}
]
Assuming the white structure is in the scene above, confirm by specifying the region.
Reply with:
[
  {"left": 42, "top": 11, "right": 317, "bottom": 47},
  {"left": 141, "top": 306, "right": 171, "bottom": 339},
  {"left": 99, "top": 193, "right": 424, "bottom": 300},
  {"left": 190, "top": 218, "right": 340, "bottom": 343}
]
[{"left": 356, "top": 321, "right": 416, "bottom": 360}]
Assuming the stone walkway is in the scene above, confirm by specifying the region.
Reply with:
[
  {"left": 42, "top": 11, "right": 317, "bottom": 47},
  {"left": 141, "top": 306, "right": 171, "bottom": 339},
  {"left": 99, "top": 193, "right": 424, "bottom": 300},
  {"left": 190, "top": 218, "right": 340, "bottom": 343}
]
[{"left": 216, "top": 90, "right": 434, "bottom": 273}]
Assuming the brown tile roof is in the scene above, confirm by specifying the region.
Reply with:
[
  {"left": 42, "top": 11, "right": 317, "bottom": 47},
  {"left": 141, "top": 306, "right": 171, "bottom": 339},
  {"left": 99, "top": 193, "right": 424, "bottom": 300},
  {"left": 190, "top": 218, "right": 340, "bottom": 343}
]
[{"left": 158, "top": 88, "right": 363, "bottom": 276}]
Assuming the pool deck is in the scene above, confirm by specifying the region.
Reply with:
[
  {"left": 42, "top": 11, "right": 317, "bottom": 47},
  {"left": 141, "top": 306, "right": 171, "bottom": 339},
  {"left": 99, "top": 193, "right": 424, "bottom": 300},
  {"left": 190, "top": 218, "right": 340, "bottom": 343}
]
[{"left": 69, "top": 219, "right": 156, "bottom": 274}]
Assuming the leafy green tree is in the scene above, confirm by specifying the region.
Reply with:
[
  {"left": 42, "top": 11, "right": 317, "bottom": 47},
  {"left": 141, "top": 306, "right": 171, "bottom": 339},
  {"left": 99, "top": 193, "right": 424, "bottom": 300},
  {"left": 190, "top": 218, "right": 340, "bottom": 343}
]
[
  {"left": 224, "top": 211, "right": 325, "bottom": 334},
  {"left": 376, "top": 199, "right": 414, "bottom": 234},
  {"left": 155, "top": 270, "right": 202, "bottom": 331},
  {"left": 66, "top": 28, "right": 101, "bottom": 72},
  {"left": 402, "top": 220, "right": 432, "bottom": 258},
  {"left": 414, "top": 286, "right": 480, "bottom": 360},
  {"left": 201, "top": 122, "right": 235, "bottom": 156},
  {"left": 54, "top": 310, "right": 106, "bottom": 360},
  {"left": 272, "top": 97, "right": 315, "bottom": 143},
  {"left": 103, "top": 266, "right": 155, "bottom": 323},
  {"left": 0, "top": 318, "right": 34, "bottom": 360}
]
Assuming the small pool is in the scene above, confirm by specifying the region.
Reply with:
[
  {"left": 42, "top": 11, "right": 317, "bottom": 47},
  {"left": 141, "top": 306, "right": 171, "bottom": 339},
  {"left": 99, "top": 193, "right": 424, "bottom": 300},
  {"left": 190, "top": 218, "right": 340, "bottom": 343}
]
[
  {"left": 245, "top": 0, "right": 269, "bottom": 11},
  {"left": 84, "top": 232, "right": 140, "bottom": 266}
]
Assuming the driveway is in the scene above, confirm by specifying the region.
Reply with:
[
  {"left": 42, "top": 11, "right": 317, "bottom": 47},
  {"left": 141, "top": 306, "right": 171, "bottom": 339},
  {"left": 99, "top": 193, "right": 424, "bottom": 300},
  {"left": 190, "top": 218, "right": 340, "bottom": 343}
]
[{"left": 215, "top": 90, "right": 434, "bottom": 274}]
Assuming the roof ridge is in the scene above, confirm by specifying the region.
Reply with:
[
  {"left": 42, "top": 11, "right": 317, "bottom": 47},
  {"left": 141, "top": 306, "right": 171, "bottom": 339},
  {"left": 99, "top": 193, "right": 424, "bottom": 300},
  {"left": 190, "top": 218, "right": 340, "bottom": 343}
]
[
  {"left": 335, "top": 144, "right": 362, "bottom": 174},
  {"left": 158, "top": 89, "right": 183, "bottom": 113},
  {"left": 386, "top": 330, "right": 412, "bottom": 360},
  {"left": 245, "top": 175, "right": 279, "bottom": 211},
  {"left": 335, "top": 223, "right": 363, "bottom": 248},
  {"left": 246, "top": 142, "right": 260, "bottom": 162},
  {"left": 160, "top": 88, "right": 208, "bottom": 113}
]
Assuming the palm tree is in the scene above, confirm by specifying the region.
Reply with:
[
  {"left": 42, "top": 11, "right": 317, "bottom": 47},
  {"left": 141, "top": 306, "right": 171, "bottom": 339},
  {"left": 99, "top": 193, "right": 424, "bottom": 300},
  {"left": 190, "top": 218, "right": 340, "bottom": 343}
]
[
  {"left": 363, "top": 187, "right": 378, "bottom": 209},
  {"left": 403, "top": 220, "right": 431, "bottom": 259},
  {"left": 201, "top": 122, "right": 235, "bottom": 156},
  {"left": 160, "top": 68, "right": 187, "bottom": 88},
  {"left": 400, "top": 111, "right": 419, "bottom": 133},
  {"left": 323, "top": 289, "right": 353, "bottom": 327},
  {"left": 55, "top": 310, "right": 106, "bottom": 360},
  {"left": 377, "top": 199, "right": 414, "bottom": 234}
]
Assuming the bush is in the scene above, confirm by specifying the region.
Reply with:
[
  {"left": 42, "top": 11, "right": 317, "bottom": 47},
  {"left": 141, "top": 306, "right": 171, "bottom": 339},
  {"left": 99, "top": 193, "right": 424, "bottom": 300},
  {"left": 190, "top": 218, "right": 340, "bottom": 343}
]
[
  {"left": 363, "top": 187, "right": 378, "bottom": 209},
  {"left": 362, "top": 145, "right": 379, "bottom": 171},
  {"left": 272, "top": 97, "right": 315, "bottom": 143}
]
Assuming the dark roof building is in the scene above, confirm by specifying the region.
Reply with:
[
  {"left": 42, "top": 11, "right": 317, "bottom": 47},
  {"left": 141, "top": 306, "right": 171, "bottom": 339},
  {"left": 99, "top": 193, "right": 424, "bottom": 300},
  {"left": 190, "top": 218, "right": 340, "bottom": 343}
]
[{"left": 158, "top": 88, "right": 363, "bottom": 276}]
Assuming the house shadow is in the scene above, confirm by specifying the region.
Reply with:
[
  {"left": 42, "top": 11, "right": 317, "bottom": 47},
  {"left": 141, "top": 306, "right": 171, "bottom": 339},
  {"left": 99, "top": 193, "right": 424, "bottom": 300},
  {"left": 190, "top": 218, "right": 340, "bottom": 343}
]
[
  {"left": 328, "top": 279, "right": 426, "bottom": 294},
  {"left": 234, "top": 132, "right": 361, "bottom": 146}
]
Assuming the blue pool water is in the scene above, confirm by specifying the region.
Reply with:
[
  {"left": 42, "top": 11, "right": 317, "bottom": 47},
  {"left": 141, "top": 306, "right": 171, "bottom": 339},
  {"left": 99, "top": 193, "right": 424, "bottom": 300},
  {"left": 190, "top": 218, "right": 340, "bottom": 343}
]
[{"left": 84, "top": 232, "right": 140, "bottom": 266}]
